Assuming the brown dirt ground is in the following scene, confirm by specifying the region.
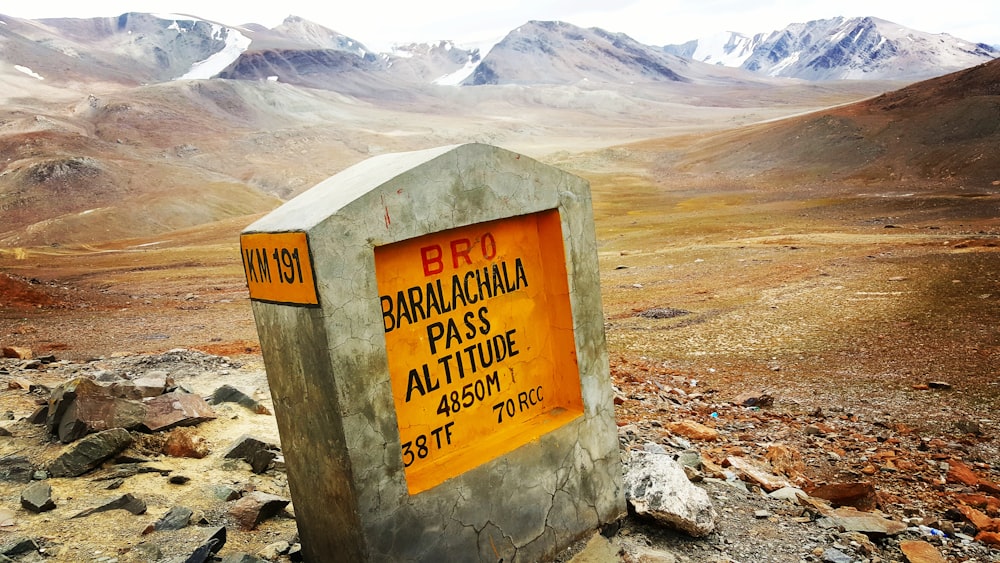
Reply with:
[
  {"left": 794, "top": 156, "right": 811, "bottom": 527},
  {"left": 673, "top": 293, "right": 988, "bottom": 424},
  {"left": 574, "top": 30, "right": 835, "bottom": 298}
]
[{"left": 1, "top": 167, "right": 999, "bottom": 560}]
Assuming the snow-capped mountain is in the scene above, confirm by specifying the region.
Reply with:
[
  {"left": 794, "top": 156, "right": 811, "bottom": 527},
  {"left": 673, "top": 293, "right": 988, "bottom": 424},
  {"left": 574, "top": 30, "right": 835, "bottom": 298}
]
[
  {"left": 379, "top": 41, "right": 483, "bottom": 86},
  {"left": 3, "top": 11, "right": 997, "bottom": 92},
  {"left": 669, "top": 17, "right": 997, "bottom": 81},
  {"left": 662, "top": 32, "right": 766, "bottom": 68},
  {"left": 0, "top": 12, "right": 250, "bottom": 83},
  {"left": 462, "top": 21, "right": 687, "bottom": 86}
]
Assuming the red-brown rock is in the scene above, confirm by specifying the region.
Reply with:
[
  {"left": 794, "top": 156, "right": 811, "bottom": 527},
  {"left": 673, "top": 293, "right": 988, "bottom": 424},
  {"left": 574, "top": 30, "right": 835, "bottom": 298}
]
[
  {"left": 979, "top": 479, "right": 1000, "bottom": 496},
  {"left": 162, "top": 427, "right": 210, "bottom": 459},
  {"left": 229, "top": 491, "right": 289, "bottom": 530},
  {"left": 666, "top": 420, "right": 719, "bottom": 441},
  {"left": 764, "top": 444, "right": 805, "bottom": 479},
  {"left": 947, "top": 458, "right": 980, "bottom": 487},
  {"left": 976, "top": 531, "right": 1000, "bottom": 546},
  {"left": 2, "top": 346, "right": 32, "bottom": 359},
  {"left": 956, "top": 503, "right": 995, "bottom": 531},
  {"left": 954, "top": 493, "right": 1000, "bottom": 516},
  {"left": 142, "top": 391, "right": 216, "bottom": 432},
  {"left": 807, "top": 482, "right": 877, "bottom": 512},
  {"left": 899, "top": 540, "right": 946, "bottom": 563}
]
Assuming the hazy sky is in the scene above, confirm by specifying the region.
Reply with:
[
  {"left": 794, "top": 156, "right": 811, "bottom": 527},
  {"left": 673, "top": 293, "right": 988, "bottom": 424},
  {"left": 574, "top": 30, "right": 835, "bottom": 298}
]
[{"left": 5, "top": 1, "right": 999, "bottom": 52}]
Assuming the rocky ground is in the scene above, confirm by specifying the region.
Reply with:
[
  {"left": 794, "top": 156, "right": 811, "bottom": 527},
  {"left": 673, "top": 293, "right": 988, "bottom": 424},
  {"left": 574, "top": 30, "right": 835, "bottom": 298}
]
[
  {"left": 1, "top": 170, "right": 998, "bottom": 562},
  {"left": 0, "top": 343, "right": 997, "bottom": 562}
]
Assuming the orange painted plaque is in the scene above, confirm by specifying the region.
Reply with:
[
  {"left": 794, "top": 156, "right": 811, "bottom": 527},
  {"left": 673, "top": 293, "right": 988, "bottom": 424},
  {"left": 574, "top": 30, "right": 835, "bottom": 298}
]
[
  {"left": 240, "top": 232, "right": 319, "bottom": 306},
  {"left": 376, "top": 210, "right": 584, "bottom": 494}
]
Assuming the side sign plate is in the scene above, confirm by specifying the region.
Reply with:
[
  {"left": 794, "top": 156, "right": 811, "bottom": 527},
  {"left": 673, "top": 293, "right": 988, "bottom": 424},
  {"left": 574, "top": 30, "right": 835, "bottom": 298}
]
[{"left": 240, "top": 232, "right": 319, "bottom": 306}]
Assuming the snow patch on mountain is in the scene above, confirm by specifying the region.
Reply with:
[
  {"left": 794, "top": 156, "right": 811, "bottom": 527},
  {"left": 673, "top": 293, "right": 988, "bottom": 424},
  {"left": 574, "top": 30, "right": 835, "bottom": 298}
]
[
  {"left": 433, "top": 56, "right": 479, "bottom": 85},
  {"left": 15, "top": 65, "right": 44, "bottom": 80},
  {"left": 690, "top": 32, "right": 764, "bottom": 67},
  {"left": 178, "top": 23, "right": 251, "bottom": 80},
  {"left": 432, "top": 37, "right": 498, "bottom": 85}
]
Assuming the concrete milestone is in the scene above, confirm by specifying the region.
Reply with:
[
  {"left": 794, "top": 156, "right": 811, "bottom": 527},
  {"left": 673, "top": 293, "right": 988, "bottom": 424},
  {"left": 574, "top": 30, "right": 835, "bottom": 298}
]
[{"left": 240, "top": 143, "right": 624, "bottom": 562}]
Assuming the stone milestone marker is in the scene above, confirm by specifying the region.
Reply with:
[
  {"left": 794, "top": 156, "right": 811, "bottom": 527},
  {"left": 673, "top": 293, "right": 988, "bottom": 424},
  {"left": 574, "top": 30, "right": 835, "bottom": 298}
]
[{"left": 240, "top": 143, "right": 624, "bottom": 562}]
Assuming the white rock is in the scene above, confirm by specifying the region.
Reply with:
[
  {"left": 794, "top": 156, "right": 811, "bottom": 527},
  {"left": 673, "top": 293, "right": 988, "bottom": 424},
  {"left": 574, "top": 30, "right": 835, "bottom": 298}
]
[{"left": 623, "top": 450, "right": 718, "bottom": 537}]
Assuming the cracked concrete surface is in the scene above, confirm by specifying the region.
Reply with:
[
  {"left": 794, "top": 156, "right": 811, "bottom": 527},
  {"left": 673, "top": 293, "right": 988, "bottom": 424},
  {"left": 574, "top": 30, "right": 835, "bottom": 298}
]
[{"left": 244, "top": 143, "right": 625, "bottom": 561}]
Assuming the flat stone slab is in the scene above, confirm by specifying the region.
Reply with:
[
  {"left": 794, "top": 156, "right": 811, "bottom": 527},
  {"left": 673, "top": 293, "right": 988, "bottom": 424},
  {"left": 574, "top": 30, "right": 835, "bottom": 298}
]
[
  {"left": 142, "top": 391, "right": 216, "bottom": 432},
  {"left": 72, "top": 493, "right": 147, "bottom": 518}
]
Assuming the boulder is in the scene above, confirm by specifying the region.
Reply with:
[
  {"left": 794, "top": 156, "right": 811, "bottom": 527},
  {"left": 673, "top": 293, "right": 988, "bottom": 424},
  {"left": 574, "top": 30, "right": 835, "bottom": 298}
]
[
  {"left": 47, "top": 428, "right": 133, "bottom": 478},
  {"left": 151, "top": 505, "right": 193, "bottom": 531},
  {"left": 45, "top": 377, "right": 146, "bottom": 443},
  {"left": 20, "top": 482, "right": 55, "bottom": 513},
  {"left": 162, "top": 427, "right": 210, "bottom": 459},
  {"left": 229, "top": 491, "right": 290, "bottom": 530},
  {"left": 623, "top": 450, "right": 717, "bottom": 537}
]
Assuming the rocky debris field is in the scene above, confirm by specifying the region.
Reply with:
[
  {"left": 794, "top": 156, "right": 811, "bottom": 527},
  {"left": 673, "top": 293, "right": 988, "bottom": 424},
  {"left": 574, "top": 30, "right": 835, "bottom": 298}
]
[
  {"left": 0, "top": 348, "right": 297, "bottom": 562},
  {"left": 0, "top": 347, "right": 998, "bottom": 562}
]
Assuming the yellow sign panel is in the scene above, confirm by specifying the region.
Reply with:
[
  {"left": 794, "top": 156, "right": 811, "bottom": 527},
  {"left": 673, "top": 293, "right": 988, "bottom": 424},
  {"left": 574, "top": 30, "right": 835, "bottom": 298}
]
[
  {"left": 240, "top": 232, "right": 319, "bottom": 306},
  {"left": 376, "top": 210, "right": 584, "bottom": 494}
]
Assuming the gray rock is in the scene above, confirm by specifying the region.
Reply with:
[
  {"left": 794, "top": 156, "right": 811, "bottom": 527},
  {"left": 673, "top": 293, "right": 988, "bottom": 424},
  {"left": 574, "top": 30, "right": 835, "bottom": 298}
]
[
  {"left": 675, "top": 450, "right": 703, "bottom": 469},
  {"left": 184, "top": 526, "right": 226, "bottom": 563},
  {"left": 209, "top": 385, "right": 269, "bottom": 414},
  {"left": 219, "top": 555, "right": 267, "bottom": 563},
  {"left": 20, "top": 482, "right": 55, "bottom": 513},
  {"left": 768, "top": 486, "right": 807, "bottom": 503},
  {"left": 642, "top": 442, "right": 667, "bottom": 455},
  {"left": 224, "top": 435, "right": 280, "bottom": 474},
  {"left": 212, "top": 485, "right": 241, "bottom": 501},
  {"left": 0, "top": 536, "right": 37, "bottom": 557},
  {"left": 71, "top": 493, "right": 147, "bottom": 518},
  {"left": 821, "top": 547, "right": 854, "bottom": 563},
  {"left": 25, "top": 406, "right": 47, "bottom": 424},
  {"left": 223, "top": 435, "right": 279, "bottom": 460},
  {"left": 153, "top": 506, "right": 193, "bottom": 531},
  {"left": 623, "top": 450, "right": 718, "bottom": 537},
  {"left": 819, "top": 507, "right": 907, "bottom": 536},
  {"left": 0, "top": 455, "right": 34, "bottom": 483},
  {"left": 258, "top": 540, "right": 290, "bottom": 560},
  {"left": 47, "top": 428, "right": 133, "bottom": 477}
]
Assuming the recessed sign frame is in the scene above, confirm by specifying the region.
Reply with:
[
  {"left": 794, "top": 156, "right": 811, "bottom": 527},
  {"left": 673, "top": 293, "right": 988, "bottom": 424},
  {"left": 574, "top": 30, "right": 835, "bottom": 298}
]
[{"left": 375, "top": 209, "right": 584, "bottom": 494}]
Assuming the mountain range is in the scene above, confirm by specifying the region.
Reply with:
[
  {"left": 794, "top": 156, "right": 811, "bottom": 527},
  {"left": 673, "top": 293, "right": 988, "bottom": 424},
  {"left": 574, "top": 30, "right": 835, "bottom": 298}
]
[
  {"left": 664, "top": 16, "right": 998, "bottom": 80},
  {"left": 2, "top": 12, "right": 995, "bottom": 95},
  {"left": 1, "top": 10, "right": 998, "bottom": 248}
]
